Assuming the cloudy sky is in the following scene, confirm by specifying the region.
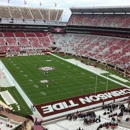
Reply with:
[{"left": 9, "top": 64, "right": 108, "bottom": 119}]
[{"left": 0, "top": 0, "right": 130, "bottom": 21}]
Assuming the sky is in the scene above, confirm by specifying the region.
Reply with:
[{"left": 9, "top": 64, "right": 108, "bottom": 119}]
[{"left": 0, "top": 0, "right": 130, "bottom": 21}]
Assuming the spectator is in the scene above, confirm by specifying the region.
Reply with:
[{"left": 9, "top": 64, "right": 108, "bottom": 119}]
[
  {"left": 126, "top": 117, "right": 130, "bottom": 122},
  {"left": 77, "top": 127, "right": 81, "bottom": 130},
  {"left": 67, "top": 114, "right": 72, "bottom": 120},
  {"left": 111, "top": 116, "right": 115, "bottom": 122},
  {"left": 117, "top": 116, "right": 121, "bottom": 122}
]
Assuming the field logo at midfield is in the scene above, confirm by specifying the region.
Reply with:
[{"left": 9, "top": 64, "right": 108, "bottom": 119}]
[
  {"left": 39, "top": 66, "right": 55, "bottom": 71},
  {"left": 40, "top": 80, "right": 49, "bottom": 84}
]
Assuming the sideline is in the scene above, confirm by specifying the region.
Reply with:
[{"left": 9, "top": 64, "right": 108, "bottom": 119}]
[
  {"left": 0, "top": 60, "right": 42, "bottom": 118},
  {"left": 0, "top": 100, "right": 11, "bottom": 109},
  {"left": 0, "top": 62, "right": 14, "bottom": 87}
]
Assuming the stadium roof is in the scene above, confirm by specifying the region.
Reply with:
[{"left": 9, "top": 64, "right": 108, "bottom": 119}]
[{"left": 70, "top": 6, "right": 130, "bottom": 14}]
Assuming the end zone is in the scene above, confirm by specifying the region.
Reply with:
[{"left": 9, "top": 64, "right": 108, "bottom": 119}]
[{"left": 35, "top": 87, "right": 130, "bottom": 121}]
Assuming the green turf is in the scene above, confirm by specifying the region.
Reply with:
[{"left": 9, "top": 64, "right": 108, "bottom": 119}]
[
  {"left": 59, "top": 54, "right": 130, "bottom": 86},
  {"left": 0, "top": 55, "right": 125, "bottom": 105},
  {"left": 0, "top": 87, "right": 32, "bottom": 115}
]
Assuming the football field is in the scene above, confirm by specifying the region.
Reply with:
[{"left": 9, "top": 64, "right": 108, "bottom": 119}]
[{"left": 1, "top": 54, "right": 123, "bottom": 106}]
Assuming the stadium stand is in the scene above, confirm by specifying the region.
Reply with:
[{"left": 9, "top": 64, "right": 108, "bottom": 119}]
[
  {"left": 0, "top": 6, "right": 11, "bottom": 19},
  {"left": 25, "top": 32, "right": 36, "bottom": 37},
  {"left": 20, "top": 7, "right": 33, "bottom": 20},
  {"left": 56, "top": 10, "right": 63, "bottom": 21},
  {"left": 40, "top": 9, "right": 49, "bottom": 20},
  {"left": 28, "top": 37, "right": 42, "bottom": 48},
  {"left": 9, "top": 6, "right": 22, "bottom": 19},
  {"left": 30, "top": 8, "right": 42, "bottom": 20},
  {"left": 0, "top": 37, "right": 5, "bottom": 45},
  {"left": 14, "top": 32, "right": 25, "bottom": 37},
  {"left": 0, "top": 5, "right": 63, "bottom": 24},
  {"left": 35, "top": 32, "right": 43, "bottom": 37},
  {"left": 5, "top": 37, "right": 17, "bottom": 46},
  {"left": 17, "top": 37, "right": 29, "bottom": 47},
  {"left": 0, "top": 31, "right": 129, "bottom": 71},
  {"left": 68, "top": 14, "right": 130, "bottom": 28},
  {"left": 68, "top": 7, "right": 130, "bottom": 28},
  {"left": 0, "top": 4, "right": 130, "bottom": 130},
  {"left": 48, "top": 33, "right": 130, "bottom": 70},
  {"left": 3, "top": 32, "right": 14, "bottom": 37},
  {"left": 2, "top": 31, "right": 129, "bottom": 71},
  {"left": 50, "top": 9, "right": 58, "bottom": 21},
  {"left": 42, "top": 100, "right": 130, "bottom": 130}
]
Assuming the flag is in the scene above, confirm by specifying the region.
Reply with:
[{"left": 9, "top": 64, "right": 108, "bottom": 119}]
[
  {"left": 54, "top": 2, "right": 57, "bottom": 7},
  {"left": 24, "top": 0, "right": 27, "bottom": 5},
  {"left": 8, "top": 0, "right": 10, "bottom": 3},
  {"left": 40, "top": 1, "right": 42, "bottom": 6}
]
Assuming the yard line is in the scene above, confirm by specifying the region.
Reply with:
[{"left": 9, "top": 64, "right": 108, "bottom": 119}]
[
  {"left": 48, "top": 77, "right": 74, "bottom": 97},
  {"left": 12, "top": 89, "right": 29, "bottom": 113},
  {"left": 30, "top": 88, "right": 88, "bottom": 101}
]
